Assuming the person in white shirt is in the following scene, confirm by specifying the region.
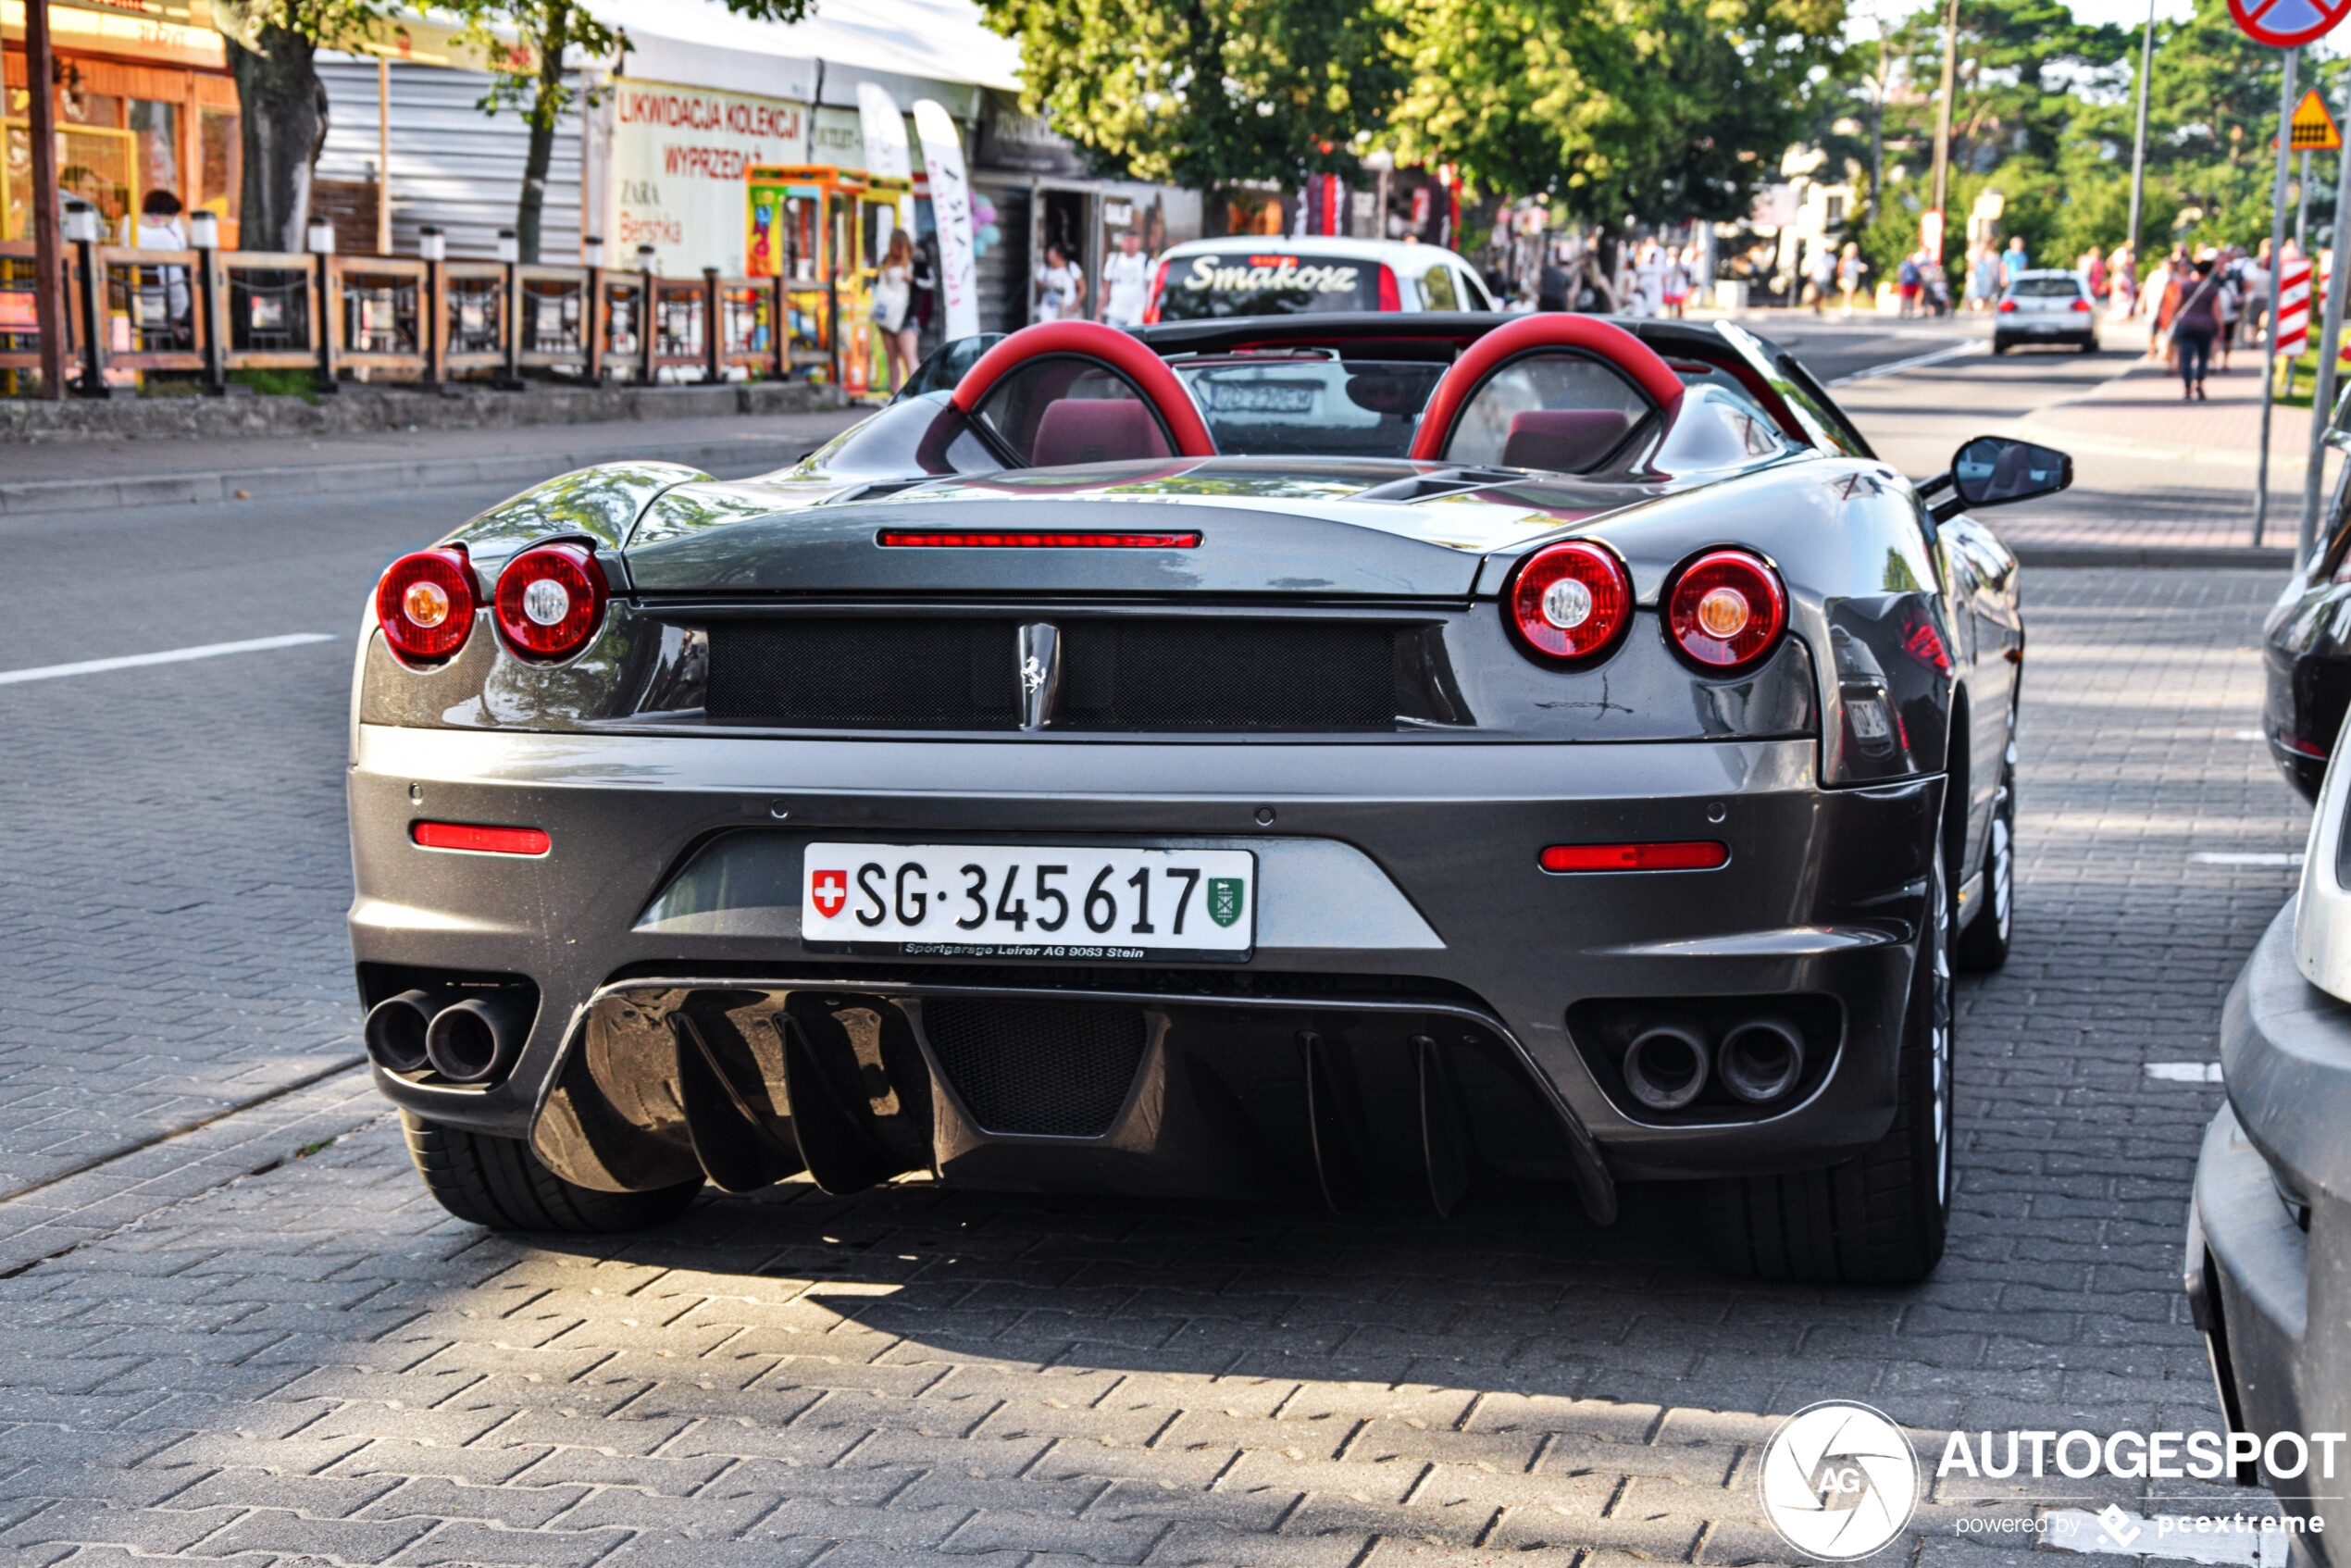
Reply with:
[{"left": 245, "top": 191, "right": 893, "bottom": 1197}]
[
  {"left": 129, "top": 189, "right": 191, "bottom": 336},
  {"left": 1034, "top": 243, "right": 1086, "bottom": 323},
  {"left": 1098, "top": 230, "right": 1153, "bottom": 330},
  {"left": 871, "top": 230, "right": 917, "bottom": 391}
]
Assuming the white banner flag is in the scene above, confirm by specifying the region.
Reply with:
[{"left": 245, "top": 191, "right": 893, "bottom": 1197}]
[
  {"left": 855, "top": 82, "right": 913, "bottom": 181},
  {"left": 914, "top": 100, "right": 980, "bottom": 342}
]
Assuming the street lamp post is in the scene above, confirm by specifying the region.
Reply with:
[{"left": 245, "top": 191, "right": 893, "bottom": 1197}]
[
  {"left": 2126, "top": 0, "right": 2157, "bottom": 272},
  {"left": 1929, "top": 0, "right": 1962, "bottom": 255}
]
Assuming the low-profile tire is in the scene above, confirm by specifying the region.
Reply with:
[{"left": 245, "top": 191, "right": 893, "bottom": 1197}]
[
  {"left": 1958, "top": 737, "right": 2016, "bottom": 972},
  {"left": 1991, "top": 339, "right": 2010, "bottom": 355},
  {"left": 1702, "top": 840, "right": 1953, "bottom": 1285},
  {"left": 402, "top": 1112, "right": 703, "bottom": 1233}
]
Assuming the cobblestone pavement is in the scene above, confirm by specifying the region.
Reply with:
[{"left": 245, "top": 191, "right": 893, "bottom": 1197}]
[{"left": 0, "top": 559, "right": 2309, "bottom": 1566}]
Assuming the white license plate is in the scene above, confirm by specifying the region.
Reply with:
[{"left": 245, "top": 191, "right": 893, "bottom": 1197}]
[{"left": 802, "top": 843, "right": 1256, "bottom": 961}]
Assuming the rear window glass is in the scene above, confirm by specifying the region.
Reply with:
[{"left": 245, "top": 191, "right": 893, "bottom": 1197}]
[
  {"left": 974, "top": 359, "right": 1174, "bottom": 468},
  {"left": 2009, "top": 276, "right": 2083, "bottom": 298},
  {"left": 1159, "top": 252, "right": 1381, "bottom": 318},
  {"left": 1172, "top": 357, "right": 1444, "bottom": 458}
]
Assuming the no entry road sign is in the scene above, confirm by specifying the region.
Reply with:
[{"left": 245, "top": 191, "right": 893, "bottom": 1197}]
[{"left": 2232, "top": 0, "right": 2351, "bottom": 48}]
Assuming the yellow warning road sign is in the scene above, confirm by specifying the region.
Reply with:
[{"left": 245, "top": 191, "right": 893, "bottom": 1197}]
[{"left": 2292, "top": 89, "right": 2342, "bottom": 152}]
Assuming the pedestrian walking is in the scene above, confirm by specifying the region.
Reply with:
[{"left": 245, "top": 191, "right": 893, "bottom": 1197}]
[
  {"left": 1897, "top": 250, "right": 1922, "bottom": 317},
  {"left": 1661, "top": 245, "right": 1691, "bottom": 317},
  {"left": 2244, "top": 240, "right": 2274, "bottom": 339},
  {"left": 1837, "top": 243, "right": 1866, "bottom": 312},
  {"left": 2109, "top": 243, "right": 2136, "bottom": 319},
  {"left": 2166, "top": 257, "right": 2226, "bottom": 400},
  {"left": 1033, "top": 243, "right": 1086, "bottom": 323},
  {"left": 2080, "top": 245, "right": 2108, "bottom": 304},
  {"left": 2000, "top": 235, "right": 2029, "bottom": 287},
  {"left": 1804, "top": 246, "right": 1834, "bottom": 314},
  {"left": 1572, "top": 248, "right": 1617, "bottom": 313},
  {"left": 2215, "top": 247, "right": 2243, "bottom": 372},
  {"left": 871, "top": 230, "right": 919, "bottom": 391},
  {"left": 1098, "top": 229, "right": 1153, "bottom": 330},
  {"left": 1972, "top": 245, "right": 2001, "bottom": 312},
  {"left": 1632, "top": 239, "right": 1667, "bottom": 317}
]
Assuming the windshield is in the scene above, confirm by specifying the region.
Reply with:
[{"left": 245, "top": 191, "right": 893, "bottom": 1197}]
[
  {"left": 1170, "top": 356, "right": 1444, "bottom": 457},
  {"left": 2008, "top": 276, "right": 2084, "bottom": 298},
  {"left": 1159, "top": 251, "right": 1384, "bottom": 318}
]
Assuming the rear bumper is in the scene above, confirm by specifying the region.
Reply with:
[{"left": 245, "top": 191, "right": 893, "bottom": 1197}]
[
  {"left": 2189, "top": 906, "right": 2351, "bottom": 1558},
  {"left": 351, "top": 724, "right": 1934, "bottom": 1191}
]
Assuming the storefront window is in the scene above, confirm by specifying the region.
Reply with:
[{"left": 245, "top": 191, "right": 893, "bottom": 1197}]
[
  {"left": 198, "top": 106, "right": 241, "bottom": 227},
  {"left": 130, "top": 101, "right": 178, "bottom": 200},
  {"left": 61, "top": 88, "right": 121, "bottom": 130},
  {"left": 2, "top": 124, "right": 26, "bottom": 243}
]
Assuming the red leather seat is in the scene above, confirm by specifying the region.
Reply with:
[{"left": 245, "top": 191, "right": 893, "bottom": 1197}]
[
  {"left": 1031, "top": 400, "right": 1174, "bottom": 467},
  {"left": 1500, "top": 409, "right": 1633, "bottom": 473}
]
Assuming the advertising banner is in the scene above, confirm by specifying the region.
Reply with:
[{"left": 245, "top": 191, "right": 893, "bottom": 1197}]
[
  {"left": 856, "top": 83, "right": 914, "bottom": 181},
  {"left": 609, "top": 81, "right": 810, "bottom": 276},
  {"left": 914, "top": 99, "right": 980, "bottom": 341}
]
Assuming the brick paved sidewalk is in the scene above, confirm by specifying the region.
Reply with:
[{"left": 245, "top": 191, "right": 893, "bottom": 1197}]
[{"left": 0, "top": 567, "right": 2303, "bottom": 1568}]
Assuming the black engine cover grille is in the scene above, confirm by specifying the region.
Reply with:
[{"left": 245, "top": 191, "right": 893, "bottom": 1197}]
[
  {"left": 705, "top": 618, "right": 1020, "bottom": 729},
  {"left": 921, "top": 998, "right": 1149, "bottom": 1137},
  {"left": 703, "top": 615, "right": 1428, "bottom": 732},
  {"left": 1057, "top": 618, "right": 1395, "bottom": 731}
]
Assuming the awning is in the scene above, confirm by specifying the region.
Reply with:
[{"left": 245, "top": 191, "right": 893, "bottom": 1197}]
[{"left": 590, "top": 0, "right": 1019, "bottom": 118}]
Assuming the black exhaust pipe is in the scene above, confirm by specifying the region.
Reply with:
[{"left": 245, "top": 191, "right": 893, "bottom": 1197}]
[
  {"left": 1622, "top": 1021, "right": 1710, "bottom": 1112},
  {"left": 424, "top": 992, "right": 534, "bottom": 1085},
  {"left": 362, "top": 989, "right": 444, "bottom": 1076},
  {"left": 1717, "top": 1017, "right": 1806, "bottom": 1104}
]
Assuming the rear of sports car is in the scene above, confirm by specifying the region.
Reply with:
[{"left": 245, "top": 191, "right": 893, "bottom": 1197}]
[{"left": 350, "top": 449, "right": 1958, "bottom": 1279}]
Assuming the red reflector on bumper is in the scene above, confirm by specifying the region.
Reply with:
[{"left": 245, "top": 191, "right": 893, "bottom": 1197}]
[
  {"left": 2278, "top": 729, "right": 2332, "bottom": 760},
  {"left": 1540, "top": 840, "right": 1728, "bottom": 873},
  {"left": 412, "top": 821, "right": 551, "bottom": 856},
  {"left": 877, "top": 529, "right": 1201, "bottom": 549}
]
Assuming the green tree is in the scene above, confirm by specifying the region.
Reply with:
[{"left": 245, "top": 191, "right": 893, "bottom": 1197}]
[
  {"left": 1378, "top": 0, "right": 1846, "bottom": 226},
  {"left": 213, "top": 0, "right": 400, "bottom": 250},
  {"left": 979, "top": 0, "right": 1406, "bottom": 192}
]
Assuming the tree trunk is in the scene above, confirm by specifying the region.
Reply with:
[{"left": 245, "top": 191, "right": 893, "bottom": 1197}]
[
  {"left": 226, "top": 24, "right": 330, "bottom": 253},
  {"left": 516, "top": 25, "right": 568, "bottom": 264}
]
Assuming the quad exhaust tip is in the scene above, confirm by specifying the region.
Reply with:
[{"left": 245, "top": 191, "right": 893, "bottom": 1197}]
[
  {"left": 1622, "top": 1021, "right": 1710, "bottom": 1111},
  {"left": 362, "top": 989, "right": 441, "bottom": 1076},
  {"left": 1717, "top": 1017, "right": 1806, "bottom": 1104},
  {"left": 425, "top": 994, "right": 533, "bottom": 1084}
]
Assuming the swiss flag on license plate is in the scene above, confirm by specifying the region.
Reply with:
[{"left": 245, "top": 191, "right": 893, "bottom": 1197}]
[{"left": 810, "top": 868, "right": 847, "bottom": 918}]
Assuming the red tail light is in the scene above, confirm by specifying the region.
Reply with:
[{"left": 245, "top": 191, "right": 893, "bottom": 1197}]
[
  {"left": 1542, "top": 840, "right": 1729, "bottom": 873},
  {"left": 494, "top": 543, "right": 608, "bottom": 662},
  {"left": 1997, "top": 299, "right": 2018, "bottom": 313},
  {"left": 1377, "top": 264, "right": 1401, "bottom": 311},
  {"left": 375, "top": 548, "right": 476, "bottom": 666},
  {"left": 1664, "top": 549, "right": 1786, "bottom": 674},
  {"left": 1505, "top": 540, "right": 1633, "bottom": 665},
  {"left": 412, "top": 821, "right": 551, "bottom": 856},
  {"left": 1142, "top": 260, "right": 1169, "bottom": 325},
  {"left": 2071, "top": 297, "right": 2092, "bottom": 312},
  {"left": 2278, "top": 728, "right": 2331, "bottom": 760}
]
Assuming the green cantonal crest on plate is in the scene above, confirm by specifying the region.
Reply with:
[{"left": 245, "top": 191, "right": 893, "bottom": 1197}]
[{"left": 1207, "top": 877, "right": 1246, "bottom": 928}]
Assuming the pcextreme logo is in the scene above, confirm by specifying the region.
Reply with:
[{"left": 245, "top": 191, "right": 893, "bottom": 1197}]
[{"left": 1758, "top": 1401, "right": 1922, "bottom": 1561}]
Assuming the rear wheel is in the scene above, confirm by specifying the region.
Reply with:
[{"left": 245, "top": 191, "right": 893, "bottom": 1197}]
[
  {"left": 1958, "top": 738, "right": 2016, "bottom": 972},
  {"left": 402, "top": 1112, "right": 703, "bottom": 1233},
  {"left": 1702, "top": 842, "right": 1952, "bottom": 1284}
]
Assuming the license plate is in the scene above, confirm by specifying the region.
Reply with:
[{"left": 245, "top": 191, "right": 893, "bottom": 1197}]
[{"left": 802, "top": 843, "right": 1256, "bottom": 962}]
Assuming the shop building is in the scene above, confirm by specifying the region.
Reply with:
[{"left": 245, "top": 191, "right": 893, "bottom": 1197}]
[{"left": 2, "top": 0, "right": 242, "bottom": 244}]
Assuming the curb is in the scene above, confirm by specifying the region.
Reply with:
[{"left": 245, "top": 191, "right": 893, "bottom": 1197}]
[
  {"left": 2013, "top": 544, "right": 2295, "bottom": 569},
  {"left": 0, "top": 433, "right": 836, "bottom": 517}
]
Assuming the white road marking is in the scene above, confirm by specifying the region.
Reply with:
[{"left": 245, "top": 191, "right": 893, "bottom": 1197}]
[
  {"left": 1829, "top": 339, "right": 1987, "bottom": 384},
  {"left": 2191, "top": 852, "right": 2305, "bottom": 867},
  {"left": 2044, "top": 1506, "right": 2291, "bottom": 1566},
  {"left": 2146, "top": 1062, "right": 2226, "bottom": 1083},
  {"left": 0, "top": 632, "right": 337, "bottom": 688}
]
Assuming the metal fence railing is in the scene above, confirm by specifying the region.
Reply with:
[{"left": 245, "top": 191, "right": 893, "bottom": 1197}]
[{"left": 0, "top": 240, "right": 816, "bottom": 394}]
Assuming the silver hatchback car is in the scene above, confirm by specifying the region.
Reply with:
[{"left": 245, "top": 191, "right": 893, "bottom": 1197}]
[{"left": 1993, "top": 268, "right": 2100, "bottom": 354}]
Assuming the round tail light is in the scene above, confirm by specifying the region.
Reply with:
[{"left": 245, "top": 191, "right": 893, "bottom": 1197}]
[
  {"left": 1665, "top": 549, "right": 1787, "bottom": 674},
  {"left": 494, "top": 543, "right": 609, "bottom": 662},
  {"left": 1505, "top": 541, "right": 1634, "bottom": 665},
  {"left": 375, "top": 548, "right": 476, "bottom": 666}
]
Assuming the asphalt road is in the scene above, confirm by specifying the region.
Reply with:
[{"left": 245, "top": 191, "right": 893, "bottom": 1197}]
[{"left": 0, "top": 324, "right": 2307, "bottom": 1566}]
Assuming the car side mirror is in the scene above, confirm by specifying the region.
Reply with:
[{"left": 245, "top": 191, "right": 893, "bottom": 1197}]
[{"left": 1926, "top": 435, "right": 2071, "bottom": 519}]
